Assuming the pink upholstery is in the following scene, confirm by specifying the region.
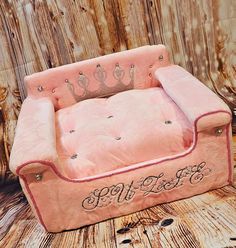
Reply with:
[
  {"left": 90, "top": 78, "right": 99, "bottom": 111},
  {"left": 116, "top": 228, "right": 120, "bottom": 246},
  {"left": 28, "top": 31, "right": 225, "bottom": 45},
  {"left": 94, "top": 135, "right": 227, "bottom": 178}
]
[
  {"left": 25, "top": 45, "right": 169, "bottom": 110},
  {"left": 9, "top": 45, "right": 233, "bottom": 232},
  {"left": 56, "top": 87, "right": 193, "bottom": 178},
  {"left": 10, "top": 97, "right": 59, "bottom": 175},
  {"left": 155, "top": 65, "right": 231, "bottom": 131}
]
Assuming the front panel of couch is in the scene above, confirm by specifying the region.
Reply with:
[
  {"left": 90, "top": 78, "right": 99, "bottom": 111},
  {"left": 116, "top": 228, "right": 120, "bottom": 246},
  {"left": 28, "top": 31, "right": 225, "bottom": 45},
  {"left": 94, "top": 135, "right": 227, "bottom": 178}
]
[
  {"left": 19, "top": 124, "right": 233, "bottom": 232},
  {"left": 24, "top": 45, "right": 170, "bottom": 110}
]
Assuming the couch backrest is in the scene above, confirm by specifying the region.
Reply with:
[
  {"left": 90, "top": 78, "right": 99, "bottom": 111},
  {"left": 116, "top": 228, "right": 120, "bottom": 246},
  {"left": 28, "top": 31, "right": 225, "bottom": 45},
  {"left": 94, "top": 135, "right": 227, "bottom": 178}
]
[{"left": 25, "top": 45, "right": 170, "bottom": 110}]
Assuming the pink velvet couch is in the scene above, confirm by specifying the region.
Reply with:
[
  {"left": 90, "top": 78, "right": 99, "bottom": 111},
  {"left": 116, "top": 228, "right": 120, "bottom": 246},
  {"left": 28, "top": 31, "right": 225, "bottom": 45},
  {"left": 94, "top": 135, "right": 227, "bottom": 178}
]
[{"left": 10, "top": 45, "right": 233, "bottom": 232}]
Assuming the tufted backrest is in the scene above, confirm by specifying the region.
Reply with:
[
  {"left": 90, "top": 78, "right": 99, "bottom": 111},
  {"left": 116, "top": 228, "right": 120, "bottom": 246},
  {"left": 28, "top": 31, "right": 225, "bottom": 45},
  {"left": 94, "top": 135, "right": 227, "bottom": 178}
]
[{"left": 25, "top": 45, "right": 170, "bottom": 110}]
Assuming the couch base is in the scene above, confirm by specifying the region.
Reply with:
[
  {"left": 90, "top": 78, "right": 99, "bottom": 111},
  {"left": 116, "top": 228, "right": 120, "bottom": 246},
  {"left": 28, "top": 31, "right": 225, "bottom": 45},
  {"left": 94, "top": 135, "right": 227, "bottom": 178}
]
[{"left": 18, "top": 123, "right": 233, "bottom": 232}]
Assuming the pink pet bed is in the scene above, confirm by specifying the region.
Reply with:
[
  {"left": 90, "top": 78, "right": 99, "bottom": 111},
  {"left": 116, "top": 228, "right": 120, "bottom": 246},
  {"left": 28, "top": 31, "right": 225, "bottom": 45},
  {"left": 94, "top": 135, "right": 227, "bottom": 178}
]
[{"left": 10, "top": 45, "right": 233, "bottom": 232}]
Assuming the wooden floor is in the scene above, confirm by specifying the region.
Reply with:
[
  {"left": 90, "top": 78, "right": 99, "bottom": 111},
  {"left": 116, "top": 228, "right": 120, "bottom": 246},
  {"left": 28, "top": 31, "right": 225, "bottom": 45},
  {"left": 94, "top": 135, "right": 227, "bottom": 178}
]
[{"left": 0, "top": 139, "right": 236, "bottom": 248}]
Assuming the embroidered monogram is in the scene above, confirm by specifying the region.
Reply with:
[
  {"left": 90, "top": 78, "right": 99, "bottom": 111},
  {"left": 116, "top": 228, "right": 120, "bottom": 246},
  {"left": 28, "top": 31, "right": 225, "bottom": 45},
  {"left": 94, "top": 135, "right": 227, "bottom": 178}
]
[{"left": 81, "top": 161, "right": 211, "bottom": 210}]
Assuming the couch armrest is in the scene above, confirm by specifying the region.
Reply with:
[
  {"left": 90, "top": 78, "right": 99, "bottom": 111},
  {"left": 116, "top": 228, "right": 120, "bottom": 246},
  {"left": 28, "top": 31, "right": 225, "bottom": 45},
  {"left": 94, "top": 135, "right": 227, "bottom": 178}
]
[
  {"left": 9, "top": 97, "right": 58, "bottom": 175},
  {"left": 155, "top": 65, "right": 232, "bottom": 131}
]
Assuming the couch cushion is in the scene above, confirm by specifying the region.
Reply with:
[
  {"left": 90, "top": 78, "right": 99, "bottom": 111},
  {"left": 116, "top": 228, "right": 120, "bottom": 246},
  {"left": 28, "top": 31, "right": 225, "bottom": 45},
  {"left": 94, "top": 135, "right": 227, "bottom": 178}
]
[{"left": 55, "top": 87, "right": 193, "bottom": 179}]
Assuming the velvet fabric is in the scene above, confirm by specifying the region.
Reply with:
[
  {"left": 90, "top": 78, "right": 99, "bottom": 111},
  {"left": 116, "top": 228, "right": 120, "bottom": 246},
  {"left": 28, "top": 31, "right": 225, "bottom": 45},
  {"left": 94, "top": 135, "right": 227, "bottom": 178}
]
[
  {"left": 56, "top": 87, "right": 193, "bottom": 179},
  {"left": 25, "top": 45, "right": 169, "bottom": 110},
  {"left": 9, "top": 45, "right": 233, "bottom": 232}
]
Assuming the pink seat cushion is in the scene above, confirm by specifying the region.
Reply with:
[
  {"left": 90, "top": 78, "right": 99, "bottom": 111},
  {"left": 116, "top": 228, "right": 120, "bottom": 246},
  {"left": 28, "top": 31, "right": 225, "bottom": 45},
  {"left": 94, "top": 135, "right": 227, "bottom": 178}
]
[{"left": 56, "top": 87, "right": 193, "bottom": 179}]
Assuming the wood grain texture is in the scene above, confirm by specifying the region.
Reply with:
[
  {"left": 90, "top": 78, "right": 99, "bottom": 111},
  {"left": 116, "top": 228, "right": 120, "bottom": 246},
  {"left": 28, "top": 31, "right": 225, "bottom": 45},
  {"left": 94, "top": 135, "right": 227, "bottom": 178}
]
[
  {"left": 0, "top": 0, "right": 235, "bottom": 182},
  {"left": 0, "top": 1, "right": 236, "bottom": 247},
  {"left": 0, "top": 170, "right": 236, "bottom": 247}
]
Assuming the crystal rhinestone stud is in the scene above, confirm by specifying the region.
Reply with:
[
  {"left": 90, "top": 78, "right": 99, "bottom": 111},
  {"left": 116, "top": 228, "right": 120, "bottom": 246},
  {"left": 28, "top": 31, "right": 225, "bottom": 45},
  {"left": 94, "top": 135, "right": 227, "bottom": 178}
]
[
  {"left": 35, "top": 173, "right": 43, "bottom": 181},
  {"left": 71, "top": 154, "right": 78, "bottom": 159},
  {"left": 215, "top": 128, "right": 223, "bottom": 136},
  {"left": 37, "top": 86, "right": 43, "bottom": 92}
]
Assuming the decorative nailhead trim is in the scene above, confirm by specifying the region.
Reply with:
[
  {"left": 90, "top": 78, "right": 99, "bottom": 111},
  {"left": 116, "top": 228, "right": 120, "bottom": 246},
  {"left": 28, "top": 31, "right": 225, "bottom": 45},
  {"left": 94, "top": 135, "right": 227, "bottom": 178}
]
[
  {"left": 115, "top": 137, "right": 121, "bottom": 140},
  {"left": 65, "top": 79, "right": 69, "bottom": 83},
  {"left": 165, "top": 120, "right": 172, "bottom": 124},
  {"left": 52, "top": 88, "right": 55, "bottom": 93},
  {"left": 71, "top": 154, "right": 78, "bottom": 159},
  {"left": 37, "top": 86, "right": 44, "bottom": 92},
  {"left": 35, "top": 174, "right": 43, "bottom": 181},
  {"left": 159, "top": 55, "right": 164, "bottom": 61},
  {"left": 215, "top": 128, "right": 223, "bottom": 136}
]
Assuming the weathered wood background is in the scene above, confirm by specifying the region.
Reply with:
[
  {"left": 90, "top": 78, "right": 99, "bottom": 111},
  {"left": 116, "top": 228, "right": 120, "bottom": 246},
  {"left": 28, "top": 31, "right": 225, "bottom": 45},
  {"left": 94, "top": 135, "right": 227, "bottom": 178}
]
[
  {"left": 0, "top": 1, "right": 236, "bottom": 247},
  {"left": 0, "top": 0, "right": 235, "bottom": 185},
  {"left": 0, "top": 167, "right": 236, "bottom": 248}
]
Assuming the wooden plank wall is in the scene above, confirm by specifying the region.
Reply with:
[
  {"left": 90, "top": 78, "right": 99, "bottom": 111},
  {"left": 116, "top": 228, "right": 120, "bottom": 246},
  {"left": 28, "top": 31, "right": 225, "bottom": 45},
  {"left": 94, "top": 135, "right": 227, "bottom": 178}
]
[{"left": 0, "top": 0, "right": 235, "bottom": 185}]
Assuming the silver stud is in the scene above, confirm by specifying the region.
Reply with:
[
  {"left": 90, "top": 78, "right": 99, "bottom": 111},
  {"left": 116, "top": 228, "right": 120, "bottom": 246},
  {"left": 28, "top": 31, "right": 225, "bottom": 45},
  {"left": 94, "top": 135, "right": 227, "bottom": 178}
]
[
  {"left": 215, "top": 128, "right": 223, "bottom": 136},
  {"left": 71, "top": 154, "right": 77, "bottom": 159},
  {"left": 65, "top": 79, "right": 69, "bottom": 83},
  {"left": 115, "top": 137, "right": 121, "bottom": 140},
  {"left": 159, "top": 55, "right": 163, "bottom": 61},
  {"left": 52, "top": 88, "right": 55, "bottom": 93},
  {"left": 165, "top": 120, "right": 172, "bottom": 124},
  {"left": 79, "top": 71, "right": 83, "bottom": 75},
  {"left": 35, "top": 173, "right": 43, "bottom": 181},
  {"left": 37, "top": 86, "right": 43, "bottom": 92}
]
